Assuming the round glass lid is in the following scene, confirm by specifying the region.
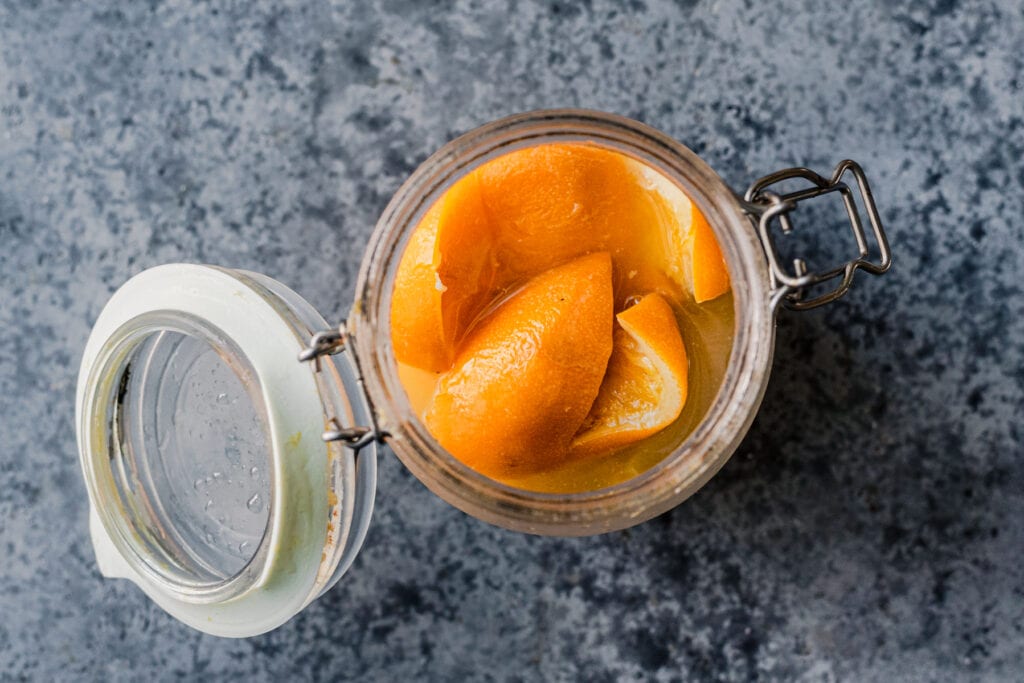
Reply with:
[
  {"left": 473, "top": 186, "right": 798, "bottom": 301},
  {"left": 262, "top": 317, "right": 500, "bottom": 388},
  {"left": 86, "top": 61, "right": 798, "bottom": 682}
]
[{"left": 76, "top": 264, "right": 376, "bottom": 636}]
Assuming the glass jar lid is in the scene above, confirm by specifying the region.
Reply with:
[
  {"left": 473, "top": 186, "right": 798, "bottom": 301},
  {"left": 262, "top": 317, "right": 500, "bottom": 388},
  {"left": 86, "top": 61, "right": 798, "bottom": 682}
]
[{"left": 76, "top": 264, "right": 376, "bottom": 637}]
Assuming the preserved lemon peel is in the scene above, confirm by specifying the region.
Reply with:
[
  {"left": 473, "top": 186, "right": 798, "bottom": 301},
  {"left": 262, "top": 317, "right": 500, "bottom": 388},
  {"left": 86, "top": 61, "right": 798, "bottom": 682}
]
[
  {"left": 425, "top": 253, "right": 614, "bottom": 479},
  {"left": 689, "top": 210, "right": 731, "bottom": 303},
  {"left": 390, "top": 170, "right": 496, "bottom": 373},
  {"left": 391, "top": 143, "right": 730, "bottom": 373},
  {"left": 390, "top": 201, "right": 446, "bottom": 371},
  {"left": 626, "top": 158, "right": 732, "bottom": 303},
  {"left": 391, "top": 142, "right": 734, "bottom": 489},
  {"left": 572, "top": 293, "right": 689, "bottom": 456}
]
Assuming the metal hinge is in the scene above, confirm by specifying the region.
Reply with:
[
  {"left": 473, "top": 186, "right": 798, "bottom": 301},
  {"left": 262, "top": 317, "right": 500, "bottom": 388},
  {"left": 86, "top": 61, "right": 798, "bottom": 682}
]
[{"left": 297, "top": 321, "right": 384, "bottom": 450}]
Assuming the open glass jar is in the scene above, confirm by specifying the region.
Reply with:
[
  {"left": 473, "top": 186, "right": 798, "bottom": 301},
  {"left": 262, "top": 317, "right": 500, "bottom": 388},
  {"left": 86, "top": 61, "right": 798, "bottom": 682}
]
[{"left": 77, "top": 109, "right": 891, "bottom": 636}]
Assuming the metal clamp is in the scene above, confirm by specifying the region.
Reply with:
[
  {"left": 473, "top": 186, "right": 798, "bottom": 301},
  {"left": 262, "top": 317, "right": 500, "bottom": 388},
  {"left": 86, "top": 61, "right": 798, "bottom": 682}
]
[
  {"left": 744, "top": 159, "right": 892, "bottom": 311},
  {"left": 298, "top": 321, "right": 384, "bottom": 451}
]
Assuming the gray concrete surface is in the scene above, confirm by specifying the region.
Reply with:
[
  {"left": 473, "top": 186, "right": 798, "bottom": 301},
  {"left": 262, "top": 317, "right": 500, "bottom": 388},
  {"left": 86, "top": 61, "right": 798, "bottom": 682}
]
[{"left": 1, "top": 0, "right": 1022, "bottom": 680}]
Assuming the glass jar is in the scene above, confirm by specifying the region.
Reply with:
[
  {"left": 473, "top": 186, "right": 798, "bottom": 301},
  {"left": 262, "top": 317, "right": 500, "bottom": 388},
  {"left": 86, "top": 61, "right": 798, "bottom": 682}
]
[{"left": 77, "top": 109, "right": 891, "bottom": 637}]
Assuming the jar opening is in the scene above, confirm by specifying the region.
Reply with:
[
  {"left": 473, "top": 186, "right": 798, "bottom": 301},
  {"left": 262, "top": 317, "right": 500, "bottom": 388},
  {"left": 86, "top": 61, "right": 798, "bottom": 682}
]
[{"left": 93, "top": 313, "right": 273, "bottom": 598}]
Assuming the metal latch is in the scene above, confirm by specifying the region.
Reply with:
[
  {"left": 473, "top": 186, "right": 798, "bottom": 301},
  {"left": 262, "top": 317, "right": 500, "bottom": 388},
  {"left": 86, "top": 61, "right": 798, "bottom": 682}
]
[{"left": 744, "top": 159, "right": 892, "bottom": 311}]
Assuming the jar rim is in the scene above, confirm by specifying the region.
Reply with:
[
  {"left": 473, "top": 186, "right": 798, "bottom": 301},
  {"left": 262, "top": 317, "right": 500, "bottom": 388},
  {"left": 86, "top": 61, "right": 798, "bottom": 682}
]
[{"left": 352, "top": 109, "right": 776, "bottom": 535}]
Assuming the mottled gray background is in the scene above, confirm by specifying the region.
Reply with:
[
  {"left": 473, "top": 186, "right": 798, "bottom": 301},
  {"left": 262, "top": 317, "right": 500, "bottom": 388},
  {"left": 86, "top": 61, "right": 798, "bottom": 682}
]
[{"left": 1, "top": 0, "right": 1022, "bottom": 680}]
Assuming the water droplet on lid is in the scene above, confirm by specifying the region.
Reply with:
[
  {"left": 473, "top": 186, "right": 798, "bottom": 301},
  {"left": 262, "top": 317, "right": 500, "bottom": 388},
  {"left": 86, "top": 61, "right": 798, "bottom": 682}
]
[
  {"left": 216, "top": 392, "right": 229, "bottom": 404},
  {"left": 239, "top": 541, "right": 250, "bottom": 554},
  {"left": 204, "top": 499, "right": 213, "bottom": 511},
  {"left": 212, "top": 471, "right": 223, "bottom": 480},
  {"left": 246, "top": 493, "right": 263, "bottom": 513},
  {"left": 193, "top": 478, "right": 204, "bottom": 490}
]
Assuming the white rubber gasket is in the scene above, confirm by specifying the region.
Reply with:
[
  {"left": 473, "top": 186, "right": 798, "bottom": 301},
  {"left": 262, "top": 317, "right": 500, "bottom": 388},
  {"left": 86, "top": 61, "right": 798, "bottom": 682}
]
[{"left": 76, "top": 264, "right": 330, "bottom": 637}]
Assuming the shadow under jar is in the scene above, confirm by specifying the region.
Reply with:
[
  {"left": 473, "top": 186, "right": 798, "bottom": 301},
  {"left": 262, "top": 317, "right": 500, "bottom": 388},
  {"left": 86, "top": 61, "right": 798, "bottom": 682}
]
[{"left": 76, "top": 109, "right": 892, "bottom": 637}]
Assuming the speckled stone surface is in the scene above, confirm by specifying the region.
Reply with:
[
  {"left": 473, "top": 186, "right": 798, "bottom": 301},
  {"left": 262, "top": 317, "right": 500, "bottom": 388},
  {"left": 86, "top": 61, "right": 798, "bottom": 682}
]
[{"left": 2, "top": 0, "right": 1023, "bottom": 680}]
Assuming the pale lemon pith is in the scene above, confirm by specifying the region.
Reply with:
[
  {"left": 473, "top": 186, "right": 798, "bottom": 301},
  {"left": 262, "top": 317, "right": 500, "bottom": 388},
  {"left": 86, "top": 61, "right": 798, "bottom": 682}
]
[
  {"left": 571, "top": 293, "right": 689, "bottom": 456},
  {"left": 626, "top": 159, "right": 731, "bottom": 303}
]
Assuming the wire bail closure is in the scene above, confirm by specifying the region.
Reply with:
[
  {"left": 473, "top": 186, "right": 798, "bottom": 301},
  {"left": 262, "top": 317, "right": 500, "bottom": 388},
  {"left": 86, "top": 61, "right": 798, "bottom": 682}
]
[
  {"left": 744, "top": 159, "right": 892, "bottom": 311},
  {"left": 297, "top": 322, "right": 382, "bottom": 450},
  {"left": 297, "top": 324, "right": 349, "bottom": 368}
]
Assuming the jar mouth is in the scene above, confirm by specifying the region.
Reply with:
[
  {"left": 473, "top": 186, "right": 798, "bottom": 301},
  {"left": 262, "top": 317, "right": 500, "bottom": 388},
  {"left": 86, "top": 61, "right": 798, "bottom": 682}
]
[
  {"left": 353, "top": 109, "right": 775, "bottom": 534},
  {"left": 80, "top": 311, "right": 275, "bottom": 602}
]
